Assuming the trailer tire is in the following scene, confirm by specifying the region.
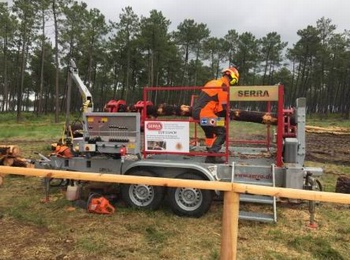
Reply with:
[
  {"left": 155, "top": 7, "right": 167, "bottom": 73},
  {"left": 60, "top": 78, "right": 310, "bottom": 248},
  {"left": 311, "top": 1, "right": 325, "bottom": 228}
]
[
  {"left": 121, "top": 170, "right": 165, "bottom": 210},
  {"left": 167, "top": 172, "right": 213, "bottom": 218}
]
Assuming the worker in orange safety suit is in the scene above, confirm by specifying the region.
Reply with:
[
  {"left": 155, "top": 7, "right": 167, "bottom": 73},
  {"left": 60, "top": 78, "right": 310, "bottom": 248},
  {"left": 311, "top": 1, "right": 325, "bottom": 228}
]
[{"left": 192, "top": 67, "right": 239, "bottom": 163}]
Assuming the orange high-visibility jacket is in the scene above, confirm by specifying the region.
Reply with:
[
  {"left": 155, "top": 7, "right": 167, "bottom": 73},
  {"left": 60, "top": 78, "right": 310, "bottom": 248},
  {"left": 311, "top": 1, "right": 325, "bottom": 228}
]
[{"left": 192, "top": 77, "right": 229, "bottom": 119}]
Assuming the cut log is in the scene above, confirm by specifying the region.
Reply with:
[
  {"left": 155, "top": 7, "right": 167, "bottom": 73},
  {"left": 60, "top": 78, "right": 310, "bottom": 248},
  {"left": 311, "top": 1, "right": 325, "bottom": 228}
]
[
  {"left": 12, "top": 157, "right": 30, "bottom": 168},
  {"left": 230, "top": 109, "right": 280, "bottom": 125},
  {"left": 116, "top": 102, "right": 296, "bottom": 125},
  {"left": 335, "top": 176, "right": 350, "bottom": 194},
  {"left": 156, "top": 104, "right": 192, "bottom": 117},
  {"left": 0, "top": 155, "right": 31, "bottom": 168},
  {"left": 0, "top": 145, "right": 21, "bottom": 157},
  {"left": 2, "top": 156, "right": 14, "bottom": 166},
  {"left": 155, "top": 105, "right": 297, "bottom": 125}
]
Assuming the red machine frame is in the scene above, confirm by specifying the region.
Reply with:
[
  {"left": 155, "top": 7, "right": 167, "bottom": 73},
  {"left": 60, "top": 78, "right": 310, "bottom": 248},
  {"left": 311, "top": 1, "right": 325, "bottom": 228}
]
[{"left": 140, "top": 85, "right": 286, "bottom": 167}]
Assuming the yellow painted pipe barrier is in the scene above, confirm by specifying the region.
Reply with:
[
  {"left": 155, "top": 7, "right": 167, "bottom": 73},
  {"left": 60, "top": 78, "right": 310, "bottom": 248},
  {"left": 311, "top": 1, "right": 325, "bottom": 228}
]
[
  {"left": 0, "top": 166, "right": 232, "bottom": 190},
  {"left": 1, "top": 165, "right": 350, "bottom": 260}
]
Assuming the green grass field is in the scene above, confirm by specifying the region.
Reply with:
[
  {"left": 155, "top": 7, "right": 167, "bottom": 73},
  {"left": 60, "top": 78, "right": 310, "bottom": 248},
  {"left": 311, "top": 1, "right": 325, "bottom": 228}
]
[{"left": 1, "top": 112, "right": 350, "bottom": 259}]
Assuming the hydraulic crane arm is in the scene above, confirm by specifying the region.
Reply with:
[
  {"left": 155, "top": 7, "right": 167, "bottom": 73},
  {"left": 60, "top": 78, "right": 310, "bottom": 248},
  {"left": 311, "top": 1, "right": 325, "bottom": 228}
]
[{"left": 69, "top": 59, "right": 94, "bottom": 112}]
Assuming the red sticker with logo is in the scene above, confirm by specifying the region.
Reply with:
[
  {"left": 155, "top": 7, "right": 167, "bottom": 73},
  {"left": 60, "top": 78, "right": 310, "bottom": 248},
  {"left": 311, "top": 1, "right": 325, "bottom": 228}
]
[{"left": 146, "top": 122, "right": 163, "bottom": 131}]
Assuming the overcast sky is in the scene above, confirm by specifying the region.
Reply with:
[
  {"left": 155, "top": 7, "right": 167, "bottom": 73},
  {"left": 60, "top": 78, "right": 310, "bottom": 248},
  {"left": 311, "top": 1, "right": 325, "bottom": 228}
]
[{"left": 83, "top": 0, "right": 350, "bottom": 47}]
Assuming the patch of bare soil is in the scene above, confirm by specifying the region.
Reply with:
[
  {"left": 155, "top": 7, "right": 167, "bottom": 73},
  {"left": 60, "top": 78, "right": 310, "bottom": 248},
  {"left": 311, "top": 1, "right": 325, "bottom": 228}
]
[
  {"left": 306, "top": 132, "right": 350, "bottom": 165},
  {"left": 0, "top": 217, "right": 76, "bottom": 259}
]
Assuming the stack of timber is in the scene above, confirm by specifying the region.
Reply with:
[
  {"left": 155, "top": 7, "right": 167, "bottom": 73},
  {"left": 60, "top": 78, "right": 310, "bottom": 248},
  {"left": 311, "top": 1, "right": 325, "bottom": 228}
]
[
  {"left": 0, "top": 145, "right": 33, "bottom": 168},
  {"left": 305, "top": 126, "right": 350, "bottom": 135}
]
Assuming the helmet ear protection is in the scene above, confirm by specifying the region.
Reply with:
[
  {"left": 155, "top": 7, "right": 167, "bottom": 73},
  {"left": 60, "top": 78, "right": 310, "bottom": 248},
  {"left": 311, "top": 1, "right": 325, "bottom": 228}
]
[
  {"left": 222, "top": 67, "right": 239, "bottom": 86},
  {"left": 229, "top": 77, "right": 238, "bottom": 86}
]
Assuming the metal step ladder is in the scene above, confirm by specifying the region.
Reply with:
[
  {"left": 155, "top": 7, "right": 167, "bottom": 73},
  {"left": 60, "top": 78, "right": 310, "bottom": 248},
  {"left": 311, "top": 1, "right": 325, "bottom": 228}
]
[{"left": 231, "top": 162, "right": 277, "bottom": 223}]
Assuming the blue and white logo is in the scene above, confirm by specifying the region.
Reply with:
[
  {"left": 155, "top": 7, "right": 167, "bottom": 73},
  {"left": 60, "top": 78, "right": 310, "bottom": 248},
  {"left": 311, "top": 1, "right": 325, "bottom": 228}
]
[{"left": 200, "top": 118, "right": 208, "bottom": 125}]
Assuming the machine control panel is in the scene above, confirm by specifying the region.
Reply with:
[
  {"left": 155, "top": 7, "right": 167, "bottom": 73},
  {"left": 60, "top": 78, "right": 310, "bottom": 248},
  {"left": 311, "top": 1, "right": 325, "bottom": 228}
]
[{"left": 81, "top": 112, "right": 141, "bottom": 154}]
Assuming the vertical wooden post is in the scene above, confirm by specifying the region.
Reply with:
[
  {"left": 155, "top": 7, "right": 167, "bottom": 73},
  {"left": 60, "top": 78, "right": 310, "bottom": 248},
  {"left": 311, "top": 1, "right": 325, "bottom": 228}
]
[{"left": 221, "top": 190, "right": 240, "bottom": 260}]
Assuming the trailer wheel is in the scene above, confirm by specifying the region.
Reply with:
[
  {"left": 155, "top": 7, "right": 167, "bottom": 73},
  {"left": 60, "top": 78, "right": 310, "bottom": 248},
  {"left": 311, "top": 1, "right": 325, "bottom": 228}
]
[
  {"left": 167, "top": 172, "right": 213, "bottom": 218},
  {"left": 121, "top": 170, "right": 165, "bottom": 210}
]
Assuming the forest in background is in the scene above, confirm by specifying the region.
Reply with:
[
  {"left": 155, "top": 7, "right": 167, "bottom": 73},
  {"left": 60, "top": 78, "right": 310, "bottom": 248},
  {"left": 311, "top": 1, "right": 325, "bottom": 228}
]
[{"left": 1, "top": 0, "right": 350, "bottom": 122}]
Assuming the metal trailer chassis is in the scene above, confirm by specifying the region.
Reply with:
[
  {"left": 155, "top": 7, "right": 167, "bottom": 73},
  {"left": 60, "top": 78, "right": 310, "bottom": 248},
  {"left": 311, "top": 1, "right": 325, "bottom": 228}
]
[{"left": 39, "top": 147, "right": 322, "bottom": 221}]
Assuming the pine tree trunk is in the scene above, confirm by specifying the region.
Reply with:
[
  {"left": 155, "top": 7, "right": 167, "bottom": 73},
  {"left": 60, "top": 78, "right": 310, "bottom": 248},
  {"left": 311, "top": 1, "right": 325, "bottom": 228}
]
[{"left": 53, "top": 0, "right": 60, "bottom": 122}]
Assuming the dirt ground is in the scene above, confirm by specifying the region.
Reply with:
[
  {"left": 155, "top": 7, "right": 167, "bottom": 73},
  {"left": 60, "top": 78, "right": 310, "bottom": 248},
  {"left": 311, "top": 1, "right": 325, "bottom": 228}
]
[
  {"left": 306, "top": 132, "right": 350, "bottom": 165},
  {"left": 1, "top": 131, "right": 350, "bottom": 259}
]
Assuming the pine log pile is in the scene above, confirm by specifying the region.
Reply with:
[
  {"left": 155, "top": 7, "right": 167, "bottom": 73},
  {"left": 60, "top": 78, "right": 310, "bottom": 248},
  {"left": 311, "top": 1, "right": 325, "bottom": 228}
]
[
  {"left": 305, "top": 126, "right": 350, "bottom": 135},
  {"left": 0, "top": 145, "right": 33, "bottom": 168}
]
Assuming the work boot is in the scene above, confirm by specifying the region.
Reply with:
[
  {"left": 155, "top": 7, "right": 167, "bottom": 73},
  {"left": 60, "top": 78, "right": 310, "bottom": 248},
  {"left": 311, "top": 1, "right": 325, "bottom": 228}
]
[{"left": 205, "top": 156, "right": 225, "bottom": 164}]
